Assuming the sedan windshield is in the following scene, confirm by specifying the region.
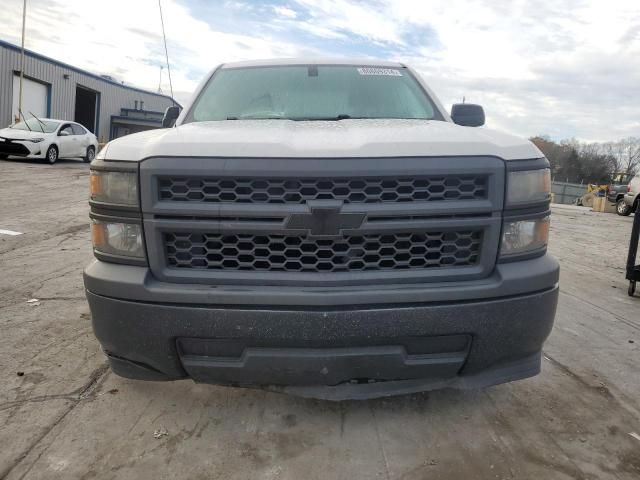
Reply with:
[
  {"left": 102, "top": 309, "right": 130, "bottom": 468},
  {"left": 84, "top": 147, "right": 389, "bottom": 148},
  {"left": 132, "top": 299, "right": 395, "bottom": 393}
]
[
  {"left": 186, "top": 65, "right": 442, "bottom": 122},
  {"left": 11, "top": 119, "right": 59, "bottom": 133}
]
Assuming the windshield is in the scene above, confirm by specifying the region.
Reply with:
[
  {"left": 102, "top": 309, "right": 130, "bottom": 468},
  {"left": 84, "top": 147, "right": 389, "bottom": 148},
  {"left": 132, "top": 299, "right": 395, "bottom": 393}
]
[
  {"left": 11, "top": 119, "right": 59, "bottom": 133},
  {"left": 186, "top": 65, "right": 442, "bottom": 122}
]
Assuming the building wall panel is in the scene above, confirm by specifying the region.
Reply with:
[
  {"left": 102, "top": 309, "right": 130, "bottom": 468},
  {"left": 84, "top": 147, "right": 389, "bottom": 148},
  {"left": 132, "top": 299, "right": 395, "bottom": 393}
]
[{"left": 0, "top": 40, "right": 177, "bottom": 141}]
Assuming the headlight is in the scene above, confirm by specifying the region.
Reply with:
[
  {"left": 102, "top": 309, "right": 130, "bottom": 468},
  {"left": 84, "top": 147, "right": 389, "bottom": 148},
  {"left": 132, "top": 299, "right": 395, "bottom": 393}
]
[
  {"left": 90, "top": 170, "right": 138, "bottom": 206},
  {"left": 507, "top": 168, "right": 550, "bottom": 205},
  {"left": 30, "top": 138, "right": 45, "bottom": 143},
  {"left": 91, "top": 220, "right": 144, "bottom": 259},
  {"left": 501, "top": 216, "right": 550, "bottom": 257}
]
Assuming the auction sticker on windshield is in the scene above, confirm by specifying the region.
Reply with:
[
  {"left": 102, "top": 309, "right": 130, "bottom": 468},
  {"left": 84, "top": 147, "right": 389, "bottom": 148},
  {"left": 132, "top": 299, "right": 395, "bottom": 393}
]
[{"left": 357, "top": 67, "right": 402, "bottom": 76}]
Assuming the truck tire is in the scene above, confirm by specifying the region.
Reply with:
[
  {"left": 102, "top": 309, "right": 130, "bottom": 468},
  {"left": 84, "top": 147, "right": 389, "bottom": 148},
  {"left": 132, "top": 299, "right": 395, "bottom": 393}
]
[{"left": 616, "top": 198, "right": 631, "bottom": 216}]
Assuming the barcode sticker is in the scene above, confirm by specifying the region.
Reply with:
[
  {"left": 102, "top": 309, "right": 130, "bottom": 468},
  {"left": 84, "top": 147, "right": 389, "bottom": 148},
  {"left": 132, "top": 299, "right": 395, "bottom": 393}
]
[{"left": 357, "top": 67, "right": 402, "bottom": 76}]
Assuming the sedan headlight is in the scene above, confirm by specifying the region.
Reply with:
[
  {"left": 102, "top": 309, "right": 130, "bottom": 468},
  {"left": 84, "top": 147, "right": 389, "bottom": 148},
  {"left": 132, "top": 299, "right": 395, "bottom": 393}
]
[
  {"left": 30, "top": 138, "right": 45, "bottom": 143},
  {"left": 90, "top": 170, "right": 138, "bottom": 206},
  {"left": 507, "top": 168, "right": 551, "bottom": 205},
  {"left": 501, "top": 216, "right": 550, "bottom": 257},
  {"left": 91, "top": 220, "right": 145, "bottom": 259}
]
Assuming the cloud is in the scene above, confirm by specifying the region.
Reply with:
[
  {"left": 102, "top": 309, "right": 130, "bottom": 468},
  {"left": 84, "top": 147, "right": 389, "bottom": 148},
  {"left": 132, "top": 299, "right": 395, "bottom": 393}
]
[
  {"left": 1, "top": 0, "right": 639, "bottom": 141},
  {"left": 273, "top": 5, "right": 298, "bottom": 19},
  {"left": 283, "top": 0, "right": 640, "bottom": 140}
]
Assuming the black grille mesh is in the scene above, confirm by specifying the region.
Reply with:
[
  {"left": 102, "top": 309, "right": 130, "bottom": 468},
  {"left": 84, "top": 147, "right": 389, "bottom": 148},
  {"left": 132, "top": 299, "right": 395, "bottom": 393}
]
[
  {"left": 158, "top": 176, "right": 487, "bottom": 204},
  {"left": 164, "top": 231, "right": 482, "bottom": 273}
]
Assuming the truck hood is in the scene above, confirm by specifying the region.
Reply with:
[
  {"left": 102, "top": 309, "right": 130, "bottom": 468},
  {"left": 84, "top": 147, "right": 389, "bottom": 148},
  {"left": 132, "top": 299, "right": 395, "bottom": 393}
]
[{"left": 103, "top": 119, "right": 542, "bottom": 161}]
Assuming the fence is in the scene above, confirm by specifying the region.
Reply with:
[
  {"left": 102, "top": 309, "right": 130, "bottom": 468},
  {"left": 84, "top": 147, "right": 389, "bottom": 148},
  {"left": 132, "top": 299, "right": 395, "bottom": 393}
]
[{"left": 551, "top": 181, "right": 586, "bottom": 205}]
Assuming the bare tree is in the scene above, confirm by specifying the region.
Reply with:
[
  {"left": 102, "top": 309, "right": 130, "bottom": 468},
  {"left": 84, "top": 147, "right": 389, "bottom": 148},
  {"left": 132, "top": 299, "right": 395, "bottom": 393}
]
[
  {"left": 530, "top": 135, "right": 622, "bottom": 184},
  {"left": 531, "top": 136, "right": 573, "bottom": 177},
  {"left": 603, "top": 137, "right": 640, "bottom": 175}
]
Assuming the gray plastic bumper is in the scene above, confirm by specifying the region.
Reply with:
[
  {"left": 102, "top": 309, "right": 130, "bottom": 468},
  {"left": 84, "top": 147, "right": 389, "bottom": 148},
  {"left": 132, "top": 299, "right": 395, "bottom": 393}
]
[{"left": 84, "top": 254, "right": 559, "bottom": 399}]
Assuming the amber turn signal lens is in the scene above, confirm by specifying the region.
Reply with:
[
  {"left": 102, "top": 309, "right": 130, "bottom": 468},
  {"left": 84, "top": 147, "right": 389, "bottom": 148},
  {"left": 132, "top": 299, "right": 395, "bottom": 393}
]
[
  {"left": 89, "top": 172, "right": 102, "bottom": 198},
  {"left": 536, "top": 217, "right": 550, "bottom": 244},
  {"left": 91, "top": 222, "right": 106, "bottom": 248}
]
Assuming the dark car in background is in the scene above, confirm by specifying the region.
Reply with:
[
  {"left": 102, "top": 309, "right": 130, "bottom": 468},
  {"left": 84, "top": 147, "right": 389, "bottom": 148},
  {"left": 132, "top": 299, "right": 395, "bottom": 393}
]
[{"left": 607, "top": 172, "right": 634, "bottom": 216}]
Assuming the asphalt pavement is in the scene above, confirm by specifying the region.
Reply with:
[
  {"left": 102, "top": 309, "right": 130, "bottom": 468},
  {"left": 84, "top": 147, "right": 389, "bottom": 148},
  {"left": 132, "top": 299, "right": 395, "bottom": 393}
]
[{"left": 1, "top": 158, "right": 639, "bottom": 480}]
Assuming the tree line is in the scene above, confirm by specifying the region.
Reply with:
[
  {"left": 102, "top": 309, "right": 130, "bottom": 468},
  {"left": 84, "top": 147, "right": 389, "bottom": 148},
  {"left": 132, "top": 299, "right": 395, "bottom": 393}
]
[{"left": 530, "top": 136, "right": 640, "bottom": 184}]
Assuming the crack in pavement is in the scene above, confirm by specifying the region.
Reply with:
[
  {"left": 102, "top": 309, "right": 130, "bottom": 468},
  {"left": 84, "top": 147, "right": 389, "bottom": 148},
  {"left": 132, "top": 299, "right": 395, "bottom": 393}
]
[
  {"left": 0, "top": 267, "right": 85, "bottom": 309},
  {"left": 544, "top": 353, "right": 640, "bottom": 418},
  {"left": 0, "top": 224, "right": 89, "bottom": 257},
  {"left": 559, "top": 289, "right": 640, "bottom": 332},
  {"left": 369, "top": 404, "right": 391, "bottom": 480},
  {"left": 0, "top": 363, "right": 110, "bottom": 480}
]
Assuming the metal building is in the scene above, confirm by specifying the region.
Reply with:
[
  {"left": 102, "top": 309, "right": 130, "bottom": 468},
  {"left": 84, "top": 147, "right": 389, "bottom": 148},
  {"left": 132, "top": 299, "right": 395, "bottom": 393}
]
[{"left": 0, "top": 39, "right": 178, "bottom": 142}]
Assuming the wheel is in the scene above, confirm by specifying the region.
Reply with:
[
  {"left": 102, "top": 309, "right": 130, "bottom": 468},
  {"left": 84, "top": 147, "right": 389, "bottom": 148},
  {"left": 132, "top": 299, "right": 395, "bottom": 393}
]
[
  {"left": 45, "top": 145, "right": 58, "bottom": 165},
  {"left": 616, "top": 198, "right": 631, "bottom": 216},
  {"left": 84, "top": 146, "right": 96, "bottom": 163},
  {"left": 629, "top": 281, "right": 636, "bottom": 297}
]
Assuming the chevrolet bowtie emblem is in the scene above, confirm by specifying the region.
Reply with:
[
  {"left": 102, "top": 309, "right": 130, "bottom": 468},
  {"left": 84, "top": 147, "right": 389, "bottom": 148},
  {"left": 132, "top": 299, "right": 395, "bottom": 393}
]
[{"left": 286, "top": 207, "right": 366, "bottom": 237}]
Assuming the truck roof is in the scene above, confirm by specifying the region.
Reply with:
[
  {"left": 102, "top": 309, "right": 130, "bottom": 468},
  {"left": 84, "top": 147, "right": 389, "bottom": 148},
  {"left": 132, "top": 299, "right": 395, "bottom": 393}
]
[{"left": 220, "top": 58, "right": 406, "bottom": 69}]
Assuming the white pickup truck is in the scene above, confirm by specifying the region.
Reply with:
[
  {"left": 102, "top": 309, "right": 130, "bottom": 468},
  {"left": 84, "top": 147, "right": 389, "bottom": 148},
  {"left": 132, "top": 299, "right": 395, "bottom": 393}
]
[
  {"left": 623, "top": 173, "right": 640, "bottom": 213},
  {"left": 84, "top": 59, "right": 558, "bottom": 400}
]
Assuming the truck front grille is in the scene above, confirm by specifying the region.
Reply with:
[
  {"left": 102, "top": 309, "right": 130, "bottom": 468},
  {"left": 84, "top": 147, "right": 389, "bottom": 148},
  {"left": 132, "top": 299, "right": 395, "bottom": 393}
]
[
  {"left": 158, "top": 175, "right": 488, "bottom": 204},
  {"left": 143, "top": 156, "right": 503, "bottom": 285},
  {"left": 164, "top": 230, "right": 482, "bottom": 273}
]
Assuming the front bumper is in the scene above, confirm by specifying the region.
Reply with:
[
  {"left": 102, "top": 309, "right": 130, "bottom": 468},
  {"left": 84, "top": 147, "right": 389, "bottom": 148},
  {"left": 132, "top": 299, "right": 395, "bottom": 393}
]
[
  {"left": 84, "top": 254, "right": 559, "bottom": 400},
  {"left": 0, "top": 140, "right": 44, "bottom": 158}
]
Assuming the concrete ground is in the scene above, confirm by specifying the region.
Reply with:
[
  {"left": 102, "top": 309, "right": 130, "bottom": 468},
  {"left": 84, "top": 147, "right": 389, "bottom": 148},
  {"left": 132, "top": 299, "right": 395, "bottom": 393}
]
[{"left": 1, "top": 158, "right": 639, "bottom": 480}]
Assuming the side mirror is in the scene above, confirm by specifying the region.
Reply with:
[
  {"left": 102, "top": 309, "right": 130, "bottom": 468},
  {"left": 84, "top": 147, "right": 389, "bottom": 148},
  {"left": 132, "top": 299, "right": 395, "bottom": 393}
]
[
  {"left": 451, "top": 103, "right": 485, "bottom": 127},
  {"left": 59, "top": 130, "right": 70, "bottom": 136},
  {"left": 162, "top": 106, "right": 180, "bottom": 128}
]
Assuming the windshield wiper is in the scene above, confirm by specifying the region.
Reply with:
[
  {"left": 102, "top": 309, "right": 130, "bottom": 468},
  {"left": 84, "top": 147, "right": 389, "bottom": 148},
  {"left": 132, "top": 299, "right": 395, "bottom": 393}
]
[
  {"left": 29, "top": 111, "right": 46, "bottom": 133},
  {"left": 225, "top": 114, "right": 354, "bottom": 121},
  {"left": 226, "top": 116, "right": 287, "bottom": 120},
  {"left": 17, "top": 109, "right": 32, "bottom": 131},
  {"left": 225, "top": 115, "right": 429, "bottom": 122},
  {"left": 296, "top": 114, "right": 352, "bottom": 121}
]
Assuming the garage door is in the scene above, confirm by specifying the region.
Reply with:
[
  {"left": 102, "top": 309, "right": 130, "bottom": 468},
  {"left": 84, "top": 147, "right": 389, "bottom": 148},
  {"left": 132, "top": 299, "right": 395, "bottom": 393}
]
[{"left": 12, "top": 74, "right": 48, "bottom": 122}]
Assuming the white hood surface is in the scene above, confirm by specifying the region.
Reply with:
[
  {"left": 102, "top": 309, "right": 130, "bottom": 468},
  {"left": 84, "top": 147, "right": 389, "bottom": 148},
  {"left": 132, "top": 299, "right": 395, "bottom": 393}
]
[
  {"left": 0, "top": 127, "right": 49, "bottom": 140},
  {"left": 102, "top": 119, "right": 542, "bottom": 162}
]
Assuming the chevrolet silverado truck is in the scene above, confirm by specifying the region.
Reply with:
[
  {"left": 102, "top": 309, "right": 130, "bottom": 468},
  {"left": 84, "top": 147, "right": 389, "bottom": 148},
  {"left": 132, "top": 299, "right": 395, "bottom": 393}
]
[{"left": 84, "top": 59, "right": 559, "bottom": 400}]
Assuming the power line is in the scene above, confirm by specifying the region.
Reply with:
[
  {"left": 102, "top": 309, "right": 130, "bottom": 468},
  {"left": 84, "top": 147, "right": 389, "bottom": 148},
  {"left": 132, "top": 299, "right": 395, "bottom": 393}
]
[
  {"left": 158, "top": 0, "right": 175, "bottom": 105},
  {"left": 158, "top": 65, "right": 163, "bottom": 94},
  {"left": 18, "top": 0, "right": 27, "bottom": 123}
]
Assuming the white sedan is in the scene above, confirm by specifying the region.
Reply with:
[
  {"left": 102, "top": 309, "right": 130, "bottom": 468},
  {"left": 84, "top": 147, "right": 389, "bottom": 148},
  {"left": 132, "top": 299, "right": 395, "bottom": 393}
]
[{"left": 0, "top": 118, "right": 99, "bottom": 165}]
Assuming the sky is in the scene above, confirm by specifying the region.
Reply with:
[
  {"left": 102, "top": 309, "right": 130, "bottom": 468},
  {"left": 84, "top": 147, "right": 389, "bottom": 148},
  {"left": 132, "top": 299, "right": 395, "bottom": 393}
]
[{"left": 1, "top": 0, "right": 639, "bottom": 142}]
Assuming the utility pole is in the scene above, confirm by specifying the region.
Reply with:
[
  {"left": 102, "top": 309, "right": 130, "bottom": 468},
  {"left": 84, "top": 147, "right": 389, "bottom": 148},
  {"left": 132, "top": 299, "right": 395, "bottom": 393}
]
[
  {"left": 158, "top": 65, "right": 164, "bottom": 94},
  {"left": 18, "top": 0, "right": 27, "bottom": 123}
]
